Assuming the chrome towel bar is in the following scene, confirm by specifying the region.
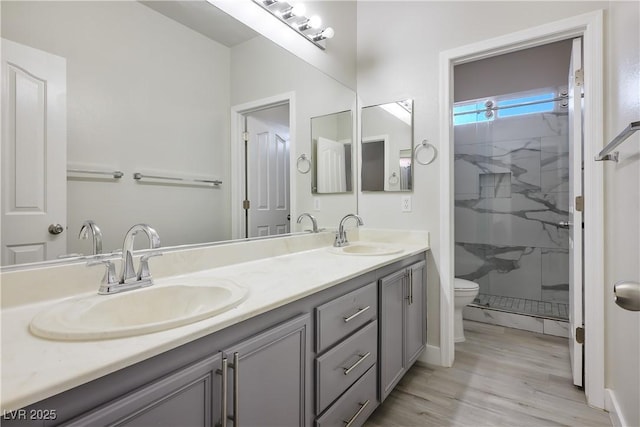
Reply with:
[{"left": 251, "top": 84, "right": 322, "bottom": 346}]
[
  {"left": 133, "top": 172, "right": 222, "bottom": 186},
  {"left": 67, "top": 168, "right": 123, "bottom": 179},
  {"left": 595, "top": 120, "right": 639, "bottom": 162}
]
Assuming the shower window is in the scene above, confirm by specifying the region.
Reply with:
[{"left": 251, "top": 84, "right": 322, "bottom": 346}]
[{"left": 454, "top": 90, "right": 561, "bottom": 126}]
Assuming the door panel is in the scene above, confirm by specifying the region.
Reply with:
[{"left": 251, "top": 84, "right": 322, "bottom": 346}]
[
  {"left": 246, "top": 110, "right": 290, "bottom": 238},
  {"left": 317, "top": 136, "right": 346, "bottom": 193},
  {"left": 1, "top": 39, "right": 67, "bottom": 264},
  {"left": 568, "top": 37, "right": 584, "bottom": 387}
]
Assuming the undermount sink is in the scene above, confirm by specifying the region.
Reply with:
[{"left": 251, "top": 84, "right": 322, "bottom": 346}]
[
  {"left": 328, "top": 242, "right": 403, "bottom": 256},
  {"left": 30, "top": 278, "right": 249, "bottom": 341}
]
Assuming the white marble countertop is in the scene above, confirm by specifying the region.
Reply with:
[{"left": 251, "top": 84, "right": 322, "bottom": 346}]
[{"left": 1, "top": 229, "right": 429, "bottom": 412}]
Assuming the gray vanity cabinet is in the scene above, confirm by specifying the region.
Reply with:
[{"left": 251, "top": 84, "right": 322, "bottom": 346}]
[
  {"left": 62, "top": 353, "right": 223, "bottom": 427},
  {"left": 221, "top": 314, "right": 310, "bottom": 427},
  {"left": 379, "top": 260, "right": 426, "bottom": 401}
]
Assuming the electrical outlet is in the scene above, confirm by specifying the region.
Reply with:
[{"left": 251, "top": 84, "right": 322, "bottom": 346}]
[
  {"left": 313, "top": 198, "right": 321, "bottom": 211},
  {"left": 401, "top": 195, "right": 412, "bottom": 212}
]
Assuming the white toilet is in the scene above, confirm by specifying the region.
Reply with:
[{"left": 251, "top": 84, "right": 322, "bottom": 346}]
[{"left": 454, "top": 278, "right": 480, "bottom": 342}]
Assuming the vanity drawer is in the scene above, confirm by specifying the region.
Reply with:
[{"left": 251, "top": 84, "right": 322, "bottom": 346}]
[
  {"left": 316, "top": 364, "right": 377, "bottom": 427},
  {"left": 316, "top": 320, "right": 377, "bottom": 413},
  {"left": 316, "top": 281, "right": 377, "bottom": 353}
]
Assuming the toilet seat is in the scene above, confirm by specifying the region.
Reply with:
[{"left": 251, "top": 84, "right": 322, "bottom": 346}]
[{"left": 454, "top": 278, "right": 479, "bottom": 291}]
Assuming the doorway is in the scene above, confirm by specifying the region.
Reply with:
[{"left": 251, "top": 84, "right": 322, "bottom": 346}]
[
  {"left": 439, "top": 11, "right": 604, "bottom": 408},
  {"left": 230, "top": 93, "right": 295, "bottom": 240}
]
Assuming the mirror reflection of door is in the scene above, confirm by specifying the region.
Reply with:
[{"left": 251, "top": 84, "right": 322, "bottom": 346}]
[
  {"left": 245, "top": 104, "right": 290, "bottom": 238},
  {"left": 310, "top": 110, "right": 353, "bottom": 194},
  {"left": 1, "top": 39, "right": 67, "bottom": 265},
  {"left": 361, "top": 99, "right": 414, "bottom": 192}
]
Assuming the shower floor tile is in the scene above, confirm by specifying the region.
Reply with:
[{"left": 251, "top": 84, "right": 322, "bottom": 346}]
[{"left": 474, "top": 292, "right": 569, "bottom": 320}]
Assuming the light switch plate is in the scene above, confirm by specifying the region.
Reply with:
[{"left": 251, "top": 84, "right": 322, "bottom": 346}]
[{"left": 401, "top": 196, "right": 412, "bottom": 212}]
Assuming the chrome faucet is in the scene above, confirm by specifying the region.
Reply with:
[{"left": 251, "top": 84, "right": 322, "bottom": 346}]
[
  {"left": 78, "top": 220, "right": 103, "bottom": 255},
  {"left": 88, "top": 223, "right": 162, "bottom": 295},
  {"left": 121, "top": 224, "right": 161, "bottom": 284},
  {"left": 334, "top": 214, "right": 364, "bottom": 247},
  {"left": 297, "top": 213, "right": 319, "bottom": 233}
]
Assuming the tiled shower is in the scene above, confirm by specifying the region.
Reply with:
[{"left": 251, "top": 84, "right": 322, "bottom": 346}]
[{"left": 454, "top": 96, "right": 570, "bottom": 321}]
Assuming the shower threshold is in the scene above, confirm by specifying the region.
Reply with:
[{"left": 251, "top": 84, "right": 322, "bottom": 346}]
[{"left": 471, "top": 293, "right": 569, "bottom": 321}]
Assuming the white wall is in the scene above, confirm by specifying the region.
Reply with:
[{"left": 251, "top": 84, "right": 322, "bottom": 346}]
[
  {"left": 603, "top": 2, "right": 640, "bottom": 425},
  {"left": 230, "top": 36, "right": 357, "bottom": 230},
  {"left": 356, "top": 0, "right": 609, "bottom": 356},
  {"left": 2, "top": 1, "right": 231, "bottom": 254}
]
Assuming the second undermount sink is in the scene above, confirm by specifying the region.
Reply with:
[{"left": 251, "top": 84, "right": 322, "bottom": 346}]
[
  {"left": 328, "top": 242, "right": 403, "bottom": 256},
  {"left": 29, "top": 278, "right": 249, "bottom": 341}
]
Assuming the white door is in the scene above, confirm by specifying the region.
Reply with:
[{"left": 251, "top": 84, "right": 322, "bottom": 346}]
[
  {"left": 316, "top": 136, "right": 346, "bottom": 193},
  {"left": 247, "top": 113, "right": 290, "bottom": 238},
  {"left": 1, "top": 39, "right": 67, "bottom": 265},
  {"left": 568, "top": 37, "right": 584, "bottom": 387}
]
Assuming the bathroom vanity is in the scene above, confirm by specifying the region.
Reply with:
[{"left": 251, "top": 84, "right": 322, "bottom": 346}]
[{"left": 0, "top": 230, "right": 429, "bottom": 426}]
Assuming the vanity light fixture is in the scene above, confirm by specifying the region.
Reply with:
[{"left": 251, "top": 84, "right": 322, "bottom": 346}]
[{"left": 254, "top": 0, "right": 335, "bottom": 50}]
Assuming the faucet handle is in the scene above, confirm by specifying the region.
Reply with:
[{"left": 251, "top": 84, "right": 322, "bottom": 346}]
[
  {"left": 87, "top": 259, "right": 118, "bottom": 285},
  {"left": 137, "top": 252, "right": 163, "bottom": 280}
]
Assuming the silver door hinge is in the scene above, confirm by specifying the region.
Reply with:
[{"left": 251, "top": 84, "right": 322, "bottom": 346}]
[
  {"left": 575, "top": 69, "right": 584, "bottom": 86},
  {"left": 575, "top": 196, "right": 584, "bottom": 212},
  {"left": 576, "top": 326, "right": 585, "bottom": 344},
  {"left": 242, "top": 131, "right": 249, "bottom": 142},
  {"left": 243, "top": 200, "right": 250, "bottom": 210}
]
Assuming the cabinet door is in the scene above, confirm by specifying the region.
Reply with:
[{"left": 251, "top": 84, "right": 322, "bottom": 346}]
[
  {"left": 405, "top": 260, "right": 426, "bottom": 366},
  {"left": 63, "top": 353, "right": 223, "bottom": 427},
  {"left": 379, "top": 268, "right": 406, "bottom": 401},
  {"left": 223, "top": 314, "right": 310, "bottom": 427}
]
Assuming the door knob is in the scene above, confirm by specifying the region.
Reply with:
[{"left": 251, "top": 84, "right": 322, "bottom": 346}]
[
  {"left": 558, "top": 221, "right": 572, "bottom": 229},
  {"left": 614, "top": 281, "right": 640, "bottom": 311},
  {"left": 48, "top": 224, "right": 64, "bottom": 235}
]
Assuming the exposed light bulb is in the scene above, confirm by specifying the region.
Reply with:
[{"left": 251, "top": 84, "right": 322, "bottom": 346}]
[
  {"left": 308, "top": 15, "right": 321, "bottom": 29},
  {"left": 297, "top": 15, "right": 322, "bottom": 31},
  {"left": 281, "top": 2, "right": 305, "bottom": 19},
  {"left": 311, "top": 27, "right": 335, "bottom": 42},
  {"left": 322, "top": 27, "right": 335, "bottom": 39}
]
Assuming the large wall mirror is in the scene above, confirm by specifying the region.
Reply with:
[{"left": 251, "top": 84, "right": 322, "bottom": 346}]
[
  {"left": 311, "top": 110, "right": 353, "bottom": 194},
  {"left": 361, "top": 99, "right": 414, "bottom": 192},
  {"left": 0, "top": 0, "right": 357, "bottom": 267}
]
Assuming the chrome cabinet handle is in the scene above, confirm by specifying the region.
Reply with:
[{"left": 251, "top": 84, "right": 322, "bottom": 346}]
[
  {"left": 558, "top": 220, "right": 572, "bottom": 229},
  {"left": 343, "top": 306, "right": 370, "bottom": 323},
  {"left": 343, "top": 400, "right": 370, "bottom": 427},
  {"left": 48, "top": 223, "right": 64, "bottom": 235},
  {"left": 231, "top": 352, "right": 239, "bottom": 426},
  {"left": 409, "top": 268, "right": 414, "bottom": 305},
  {"left": 343, "top": 352, "right": 371, "bottom": 376},
  {"left": 216, "top": 357, "right": 228, "bottom": 427}
]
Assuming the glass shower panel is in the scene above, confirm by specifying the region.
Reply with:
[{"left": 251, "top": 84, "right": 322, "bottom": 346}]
[{"left": 454, "top": 106, "right": 570, "bottom": 320}]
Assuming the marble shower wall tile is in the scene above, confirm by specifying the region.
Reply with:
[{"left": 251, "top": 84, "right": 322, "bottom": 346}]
[{"left": 454, "top": 112, "right": 569, "bottom": 306}]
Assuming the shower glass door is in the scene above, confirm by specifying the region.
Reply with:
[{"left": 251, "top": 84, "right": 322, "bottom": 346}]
[{"left": 453, "top": 89, "right": 570, "bottom": 320}]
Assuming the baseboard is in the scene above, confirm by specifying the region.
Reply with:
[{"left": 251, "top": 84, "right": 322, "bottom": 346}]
[
  {"left": 417, "top": 344, "right": 442, "bottom": 366},
  {"left": 605, "top": 388, "right": 626, "bottom": 427}
]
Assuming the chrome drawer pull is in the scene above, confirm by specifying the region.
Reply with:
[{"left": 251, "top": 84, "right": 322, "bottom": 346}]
[
  {"left": 216, "top": 357, "right": 228, "bottom": 427},
  {"left": 343, "top": 400, "right": 370, "bottom": 427},
  {"left": 343, "top": 352, "right": 371, "bottom": 375},
  {"left": 343, "top": 306, "right": 370, "bottom": 323}
]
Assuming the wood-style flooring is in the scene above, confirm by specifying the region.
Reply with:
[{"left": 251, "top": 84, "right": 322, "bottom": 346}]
[{"left": 365, "top": 320, "right": 611, "bottom": 427}]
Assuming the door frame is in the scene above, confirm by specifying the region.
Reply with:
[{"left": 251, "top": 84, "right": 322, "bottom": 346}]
[
  {"left": 230, "top": 92, "right": 296, "bottom": 240},
  {"left": 438, "top": 10, "right": 604, "bottom": 408}
]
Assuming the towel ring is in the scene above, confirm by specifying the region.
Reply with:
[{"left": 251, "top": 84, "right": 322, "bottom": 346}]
[
  {"left": 297, "top": 154, "right": 311, "bottom": 174},
  {"left": 388, "top": 172, "right": 399, "bottom": 185},
  {"left": 414, "top": 140, "right": 437, "bottom": 165}
]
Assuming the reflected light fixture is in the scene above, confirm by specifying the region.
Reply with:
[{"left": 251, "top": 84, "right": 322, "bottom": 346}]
[{"left": 253, "top": 0, "right": 335, "bottom": 50}]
